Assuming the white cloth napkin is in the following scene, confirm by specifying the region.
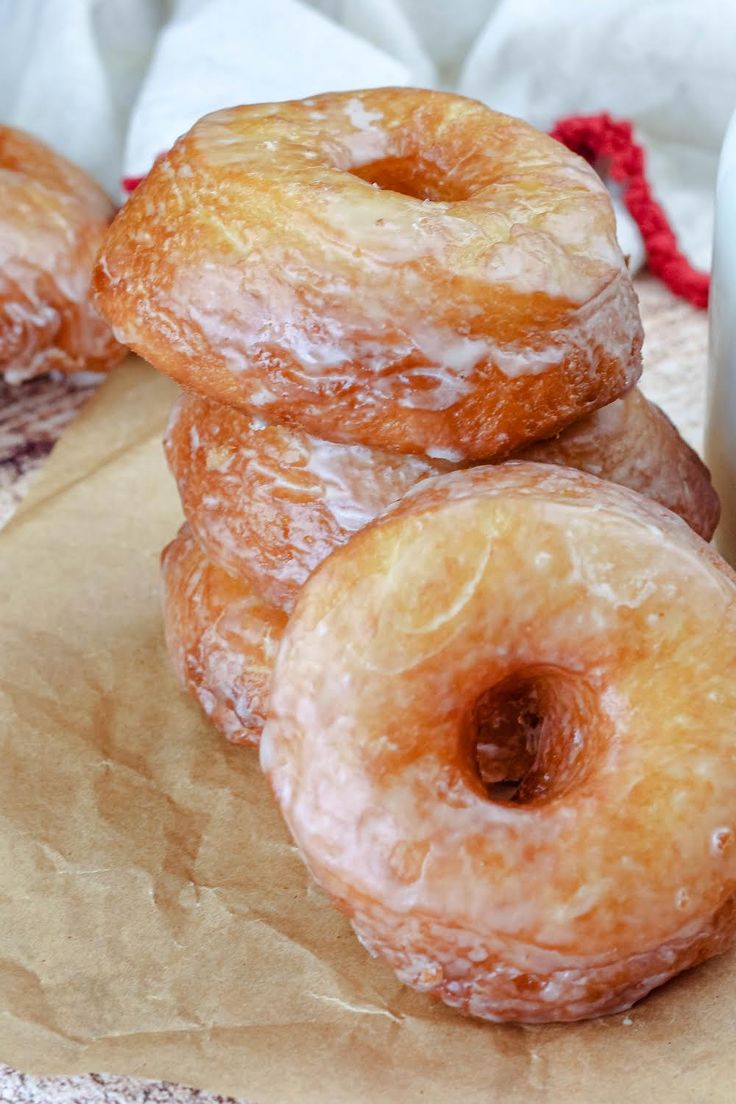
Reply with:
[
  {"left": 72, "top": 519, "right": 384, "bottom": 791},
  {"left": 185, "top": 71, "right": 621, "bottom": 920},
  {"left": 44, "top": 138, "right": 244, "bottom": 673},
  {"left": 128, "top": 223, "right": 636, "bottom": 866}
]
[{"left": 2, "top": 0, "right": 734, "bottom": 268}]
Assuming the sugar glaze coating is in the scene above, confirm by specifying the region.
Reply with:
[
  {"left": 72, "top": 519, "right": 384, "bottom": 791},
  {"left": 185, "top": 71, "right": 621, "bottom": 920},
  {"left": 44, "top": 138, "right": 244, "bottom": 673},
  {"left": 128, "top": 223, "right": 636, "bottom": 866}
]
[
  {"left": 261, "top": 464, "right": 736, "bottom": 1022},
  {"left": 161, "top": 525, "right": 286, "bottom": 745},
  {"left": 95, "top": 88, "right": 642, "bottom": 459},
  {"left": 166, "top": 387, "right": 719, "bottom": 612},
  {"left": 516, "top": 386, "right": 720, "bottom": 540},
  {"left": 164, "top": 391, "right": 452, "bottom": 610},
  {"left": 0, "top": 126, "right": 124, "bottom": 381}
]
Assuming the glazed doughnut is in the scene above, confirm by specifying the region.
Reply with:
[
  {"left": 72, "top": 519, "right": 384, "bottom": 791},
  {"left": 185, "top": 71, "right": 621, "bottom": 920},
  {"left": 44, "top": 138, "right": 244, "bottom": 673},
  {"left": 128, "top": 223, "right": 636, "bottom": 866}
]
[
  {"left": 261, "top": 463, "right": 736, "bottom": 1022},
  {"left": 161, "top": 525, "right": 286, "bottom": 745},
  {"left": 164, "top": 391, "right": 452, "bottom": 610},
  {"left": 165, "top": 387, "right": 718, "bottom": 611},
  {"left": 0, "top": 126, "right": 125, "bottom": 381},
  {"left": 94, "top": 87, "right": 642, "bottom": 459},
  {"left": 515, "top": 386, "right": 720, "bottom": 540}
]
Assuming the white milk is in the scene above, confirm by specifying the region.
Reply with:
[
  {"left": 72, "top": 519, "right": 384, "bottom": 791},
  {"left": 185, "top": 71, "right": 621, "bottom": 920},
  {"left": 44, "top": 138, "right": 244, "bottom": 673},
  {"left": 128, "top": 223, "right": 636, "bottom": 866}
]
[{"left": 706, "top": 110, "right": 736, "bottom": 564}]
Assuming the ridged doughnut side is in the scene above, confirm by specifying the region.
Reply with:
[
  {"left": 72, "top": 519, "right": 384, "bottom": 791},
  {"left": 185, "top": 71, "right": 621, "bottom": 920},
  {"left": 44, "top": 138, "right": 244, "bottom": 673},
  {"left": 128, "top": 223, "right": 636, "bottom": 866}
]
[
  {"left": 164, "top": 392, "right": 452, "bottom": 610},
  {"left": 161, "top": 525, "right": 286, "bottom": 744},
  {"left": 165, "top": 386, "right": 718, "bottom": 617},
  {"left": 349, "top": 891, "right": 736, "bottom": 1022},
  {"left": 516, "top": 388, "right": 720, "bottom": 539}
]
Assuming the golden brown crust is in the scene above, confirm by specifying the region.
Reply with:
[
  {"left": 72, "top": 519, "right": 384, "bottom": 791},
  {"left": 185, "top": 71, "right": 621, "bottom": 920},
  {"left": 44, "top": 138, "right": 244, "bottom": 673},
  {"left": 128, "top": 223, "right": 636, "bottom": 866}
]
[
  {"left": 164, "top": 392, "right": 452, "bottom": 610},
  {"left": 160, "top": 525, "right": 287, "bottom": 745},
  {"left": 165, "top": 387, "right": 719, "bottom": 613},
  {"left": 516, "top": 387, "right": 720, "bottom": 539},
  {"left": 94, "top": 88, "right": 642, "bottom": 458},
  {"left": 0, "top": 126, "right": 113, "bottom": 218},
  {"left": 0, "top": 126, "right": 125, "bottom": 382}
]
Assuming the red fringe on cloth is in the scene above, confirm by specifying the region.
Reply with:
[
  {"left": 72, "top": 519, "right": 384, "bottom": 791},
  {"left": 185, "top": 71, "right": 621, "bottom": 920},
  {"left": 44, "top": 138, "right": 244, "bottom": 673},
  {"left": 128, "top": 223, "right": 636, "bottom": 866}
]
[{"left": 551, "top": 113, "right": 709, "bottom": 310}]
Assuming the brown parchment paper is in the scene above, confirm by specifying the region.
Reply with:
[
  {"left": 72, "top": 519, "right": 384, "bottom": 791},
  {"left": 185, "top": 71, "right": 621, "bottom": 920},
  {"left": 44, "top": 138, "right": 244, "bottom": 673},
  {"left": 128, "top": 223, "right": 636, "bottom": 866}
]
[{"left": 1, "top": 355, "right": 735, "bottom": 1104}]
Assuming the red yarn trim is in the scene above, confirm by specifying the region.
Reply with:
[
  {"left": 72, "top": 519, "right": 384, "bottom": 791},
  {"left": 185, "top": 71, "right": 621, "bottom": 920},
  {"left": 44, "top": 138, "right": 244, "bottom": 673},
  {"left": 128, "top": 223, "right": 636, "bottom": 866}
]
[
  {"left": 122, "top": 151, "right": 167, "bottom": 194},
  {"left": 550, "top": 113, "right": 709, "bottom": 309}
]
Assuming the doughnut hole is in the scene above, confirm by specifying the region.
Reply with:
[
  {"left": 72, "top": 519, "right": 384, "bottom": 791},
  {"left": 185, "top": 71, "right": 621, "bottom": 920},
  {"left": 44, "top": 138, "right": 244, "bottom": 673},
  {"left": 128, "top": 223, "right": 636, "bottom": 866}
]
[
  {"left": 349, "top": 156, "right": 472, "bottom": 202},
  {"left": 467, "top": 667, "right": 608, "bottom": 805}
]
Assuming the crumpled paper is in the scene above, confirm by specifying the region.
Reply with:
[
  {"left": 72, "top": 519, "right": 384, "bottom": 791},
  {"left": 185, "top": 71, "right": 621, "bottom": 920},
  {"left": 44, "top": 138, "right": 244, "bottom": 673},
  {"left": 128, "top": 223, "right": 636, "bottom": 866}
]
[{"left": 1, "top": 355, "right": 736, "bottom": 1103}]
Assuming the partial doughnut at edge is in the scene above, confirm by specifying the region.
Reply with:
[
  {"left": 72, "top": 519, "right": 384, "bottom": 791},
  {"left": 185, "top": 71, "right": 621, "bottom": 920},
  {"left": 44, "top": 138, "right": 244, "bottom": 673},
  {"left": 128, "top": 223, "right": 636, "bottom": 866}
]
[{"left": 0, "top": 126, "right": 125, "bottom": 382}]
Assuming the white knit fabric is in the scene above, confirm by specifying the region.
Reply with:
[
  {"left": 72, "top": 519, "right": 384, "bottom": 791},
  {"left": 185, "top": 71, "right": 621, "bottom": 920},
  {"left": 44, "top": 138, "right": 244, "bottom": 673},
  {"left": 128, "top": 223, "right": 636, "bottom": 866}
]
[{"left": 1, "top": 0, "right": 733, "bottom": 267}]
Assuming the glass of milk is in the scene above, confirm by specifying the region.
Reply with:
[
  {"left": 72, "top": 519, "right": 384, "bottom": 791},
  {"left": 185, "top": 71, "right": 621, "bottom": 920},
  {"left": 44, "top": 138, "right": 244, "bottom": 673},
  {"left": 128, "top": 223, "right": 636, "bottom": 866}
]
[{"left": 707, "top": 111, "right": 736, "bottom": 564}]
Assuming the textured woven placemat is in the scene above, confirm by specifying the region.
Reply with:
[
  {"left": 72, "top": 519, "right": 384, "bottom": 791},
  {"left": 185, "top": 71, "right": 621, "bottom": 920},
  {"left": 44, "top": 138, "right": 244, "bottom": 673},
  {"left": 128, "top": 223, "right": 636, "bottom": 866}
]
[
  {"left": 0, "top": 274, "right": 710, "bottom": 1103},
  {"left": 0, "top": 373, "right": 100, "bottom": 529}
]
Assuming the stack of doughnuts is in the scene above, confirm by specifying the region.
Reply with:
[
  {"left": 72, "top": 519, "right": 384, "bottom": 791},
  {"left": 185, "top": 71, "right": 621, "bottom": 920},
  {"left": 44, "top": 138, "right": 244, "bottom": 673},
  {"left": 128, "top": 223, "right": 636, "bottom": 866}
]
[
  {"left": 94, "top": 89, "right": 736, "bottom": 1023},
  {"left": 1, "top": 126, "right": 124, "bottom": 381}
]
